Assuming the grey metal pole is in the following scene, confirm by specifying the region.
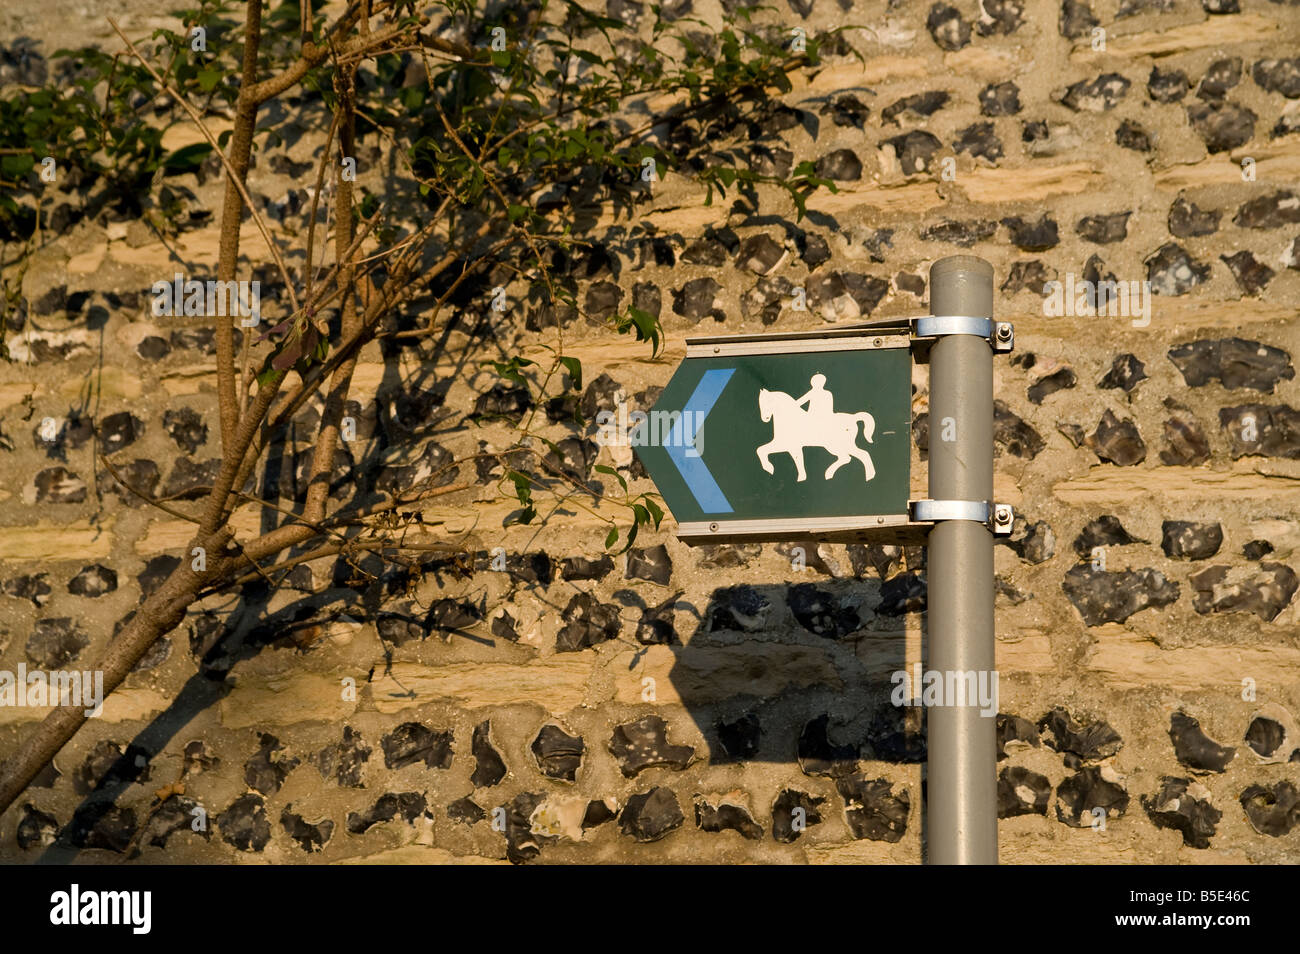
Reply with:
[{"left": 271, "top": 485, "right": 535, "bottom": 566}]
[{"left": 926, "top": 255, "right": 998, "bottom": 865}]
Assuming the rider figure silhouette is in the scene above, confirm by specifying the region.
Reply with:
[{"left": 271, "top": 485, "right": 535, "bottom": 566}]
[{"left": 795, "top": 373, "right": 833, "bottom": 419}]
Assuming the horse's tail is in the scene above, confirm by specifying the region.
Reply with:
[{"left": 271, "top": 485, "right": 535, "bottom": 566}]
[
  {"left": 758, "top": 388, "right": 771, "bottom": 423},
  {"left": 856, "top": 413, "right": 875, "bottom": 443}
]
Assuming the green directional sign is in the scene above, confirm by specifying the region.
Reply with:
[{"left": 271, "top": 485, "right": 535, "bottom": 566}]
[{"left": 632, "top": 328, "right": 913, "bottom": 543}]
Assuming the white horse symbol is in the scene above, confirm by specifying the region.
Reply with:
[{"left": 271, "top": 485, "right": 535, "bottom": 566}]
[{"left": 757, "top": 373, "right": 876, "bottom": 481}]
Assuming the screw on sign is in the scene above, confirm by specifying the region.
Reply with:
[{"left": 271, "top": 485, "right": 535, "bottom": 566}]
[{"left": 633, "top": 255, "right": 1012, "bottom": 865}]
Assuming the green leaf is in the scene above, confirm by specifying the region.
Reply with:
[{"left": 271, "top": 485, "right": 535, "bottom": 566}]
[
  {"left": 595, "top": 464, "right": 627, "bottom": 491},
  {"left": 161, "top": 142, "right": 212, "bottom": 174},
  {"left": 557, "top": 355, "right": 582, "bottom": 390},
  {"left": 490, "top": 50, "right": 511, "bottom": 69},
  {"left": 643, "top": 498, "right": 664, "bottom": 528},
  {"left": 605, "top": 525, "right": 618, "bottom": 548},
  {"left": 1, "top": 154, "right": 35, "bottom": 178},
  {"left": 193, "top": 66, "right": 222, "bottom": 91}
]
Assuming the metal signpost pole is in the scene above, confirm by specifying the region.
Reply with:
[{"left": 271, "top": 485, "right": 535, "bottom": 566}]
[
  {"left": 635, "top": 256, "right": 1013, "bottom": 864},
  {"left": 924, "top": 255, "right": 999, "bottom": 865}
]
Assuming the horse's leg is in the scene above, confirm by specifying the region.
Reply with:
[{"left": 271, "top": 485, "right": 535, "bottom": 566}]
[
  {"left": 825, "top": 442, "right": 850, "bottom": 479},
  {"left": 852, "top": 446, "right": 876, "bottom": 480},
  {"left": 756, "top": 441, "right": 775, "bottom": 475},
  {"left": 793, "top": 447, "right": 807, "bottom": 481}
]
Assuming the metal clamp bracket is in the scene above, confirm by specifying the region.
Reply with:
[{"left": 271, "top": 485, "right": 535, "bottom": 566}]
[
  {"left": 912, "top": 315, "right": 1015, "bottom": 354},
  {"left": 910, "top": 499, "right": 1014, "bottom": 535}
]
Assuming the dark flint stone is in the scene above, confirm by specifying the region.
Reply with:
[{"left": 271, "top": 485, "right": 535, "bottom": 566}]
[
  {"left": 316, "top": 726, "right": 371, "bottom": 787},
  {"left": 864, "top": 704, "right": 926, "bottom": 763},
  {"left": 1099, "top": 353, "right": 1147, "bottom": 392},
  {"left": 882, "top": 91, "right": 950, "bottom": 125},
  {"left": 1253, "top": 58, "right": 1300, "bottom": 98},
  {"left": 96, "top": 411, "right": 143, "bottom": 453},
  {"left": 281, "top": 806, "right": 333, "bottom": 852},
  {"left": 923, "top": 219, "right": 997, "bottom": 247},
  {"left": 619, "top": 787, "right": 684, "bottom": 842},
  {"left": 562, "top": 554, "right": 614, "bottom": 580},
  {"left": 708, "top": 584, "right": 771, "bottom": 632},
  {"left": 345, "top": 792, "right": 427, "bottom": 834},
  {"left": 1197, "top": 57, "right": 1242, "bottom": 101},
  {"left": 33, "top": 467, "right": 86, "bottom": 503},
  {"left": 1003, "top": 517, "right": 1055, "bottom": 564},
  {"left": 1160, "top": 399, "right": 1210, "bottom": 465},
  {"left": 382, "top": 722, "right": 453, "bottom": 770},
  {"left": 218, "top": 794, "right": 271, "bottom": 851},
  {"left": 1188, "top": 562, "right": 1299, "bottom": 621},
  {"left": 1148, "top": 66, "right": 1189, "bottom": 103},
  {"left": 1219, "top": 404, "right": 1300, "bottom": 458},
  {"left": 626, "top": 544, "right": 672, "bottom": 584},
  {"left": 1242, "top": 540, "right": 1274, "bottom": 560},
  {"left": 533, "top": 724, "right": 585, "bottom": 781},
  {"left": 471, "top": 720, "right": 507, "bottom": 787},
  {"left": 735, "top": 233, "right": 786, "bottom": 274},
  {"left": 694, "top": 797, "right": 763, "bottom": 839},
  {"left": 1143, "top": 777, "right": 1221, "bottom": 847},
  {"left": 162, "top": 457, "right": 221, "bottom": 500},
  {"left": 503, "top": 792, "right": 547, "bottom": 863},
  {"left": 1062, "top": 565, "right": 1179, "bottom": 625},
  {"left": 244, "top": 733, "right": 299, "bottom": 794},
  {"left": 1186, "top": 101, "right": 1257, "bottom": 153},
  {"left": 1001, "top": 260, "right": 1056, "bottom": 295},
  {"left": 1059, "top": 0, "right": 1098, "bottom": 38},
  {"left": 997, "top": 713, "right": 1042, "bottom": 759},
  {"left": 995, "top": 401, "right": 1046, "bottom": 459},
  {"left": 820, "top": 94, "right": 871, "bottom": 129},
  {"left": 582, "top": 800, "right": 617, "bottom": 829},
  {"left": 1061, "top": 73, "right": 1130, "bottom": 111},
  {"left": 556, "top": 592, "right": 621, "bottom": 651},
  {"left": 672, "top": 277, "right": 724, "bottom": 322},
  {"left": 4, "top": 573, "right": 50, "bottom": 606},
  {"left": 609, "top": 715, "right": 693, "bottom": 777},
  {"left": 163, "top": 407, "right": 207, "bottom": 453},
  {"left": 1244, "top": 716, "right": 1285, "bottom": 757},
  {"left": 772, "top": 790, "right": 825, "bottom": 842},
  {"left": 1038, "top": 707, "right": 1123, "bottom": 761},
  {"left": 1116, "top": 119, "right": 1152, "bottom": 151},
  {"left": 878, "top": 571, "right": 926, "bottom": 615},
  {"left": 62, "top": 804, "right": 137, "bottom": 853},
  {"left": 138, "top": 795, "right": 208, "bottom": 849},
  {"left": 926, "top": 3, "right": 971, "bottom": 50},
  {"left": 1055, "top": 767, "right": 1129, "bottom": 826},
  {"left": 1077, "top": 212, "right": 1131, "bottom": 244},
  {"left": 1169, "top": 195, "right": 1219, "bottom": 236},
  {"left": 814, "top": 148, "right": 863, "bottom": 181},
  {"left": 1221, "top": 251, "right": 1275, "bottom": 295},
  {"left": 1001, "top": 215, "right": 1059, "bottom": 251},
  {"left": 26, "top": 618, "right": 88, "bottom": 668},
  {"left": 788, "top": 583, "right": 861, "bottom": 638},
  {"left": 447, "top": 797, "right": 486, "bottom": 825},
  {"left": 1233, "top": 190, "right": 1300, "bottom": 229},
  {"left": 1239, "top": 782, "right": 1299, "bottom": 836},
  {"left": 797, "top": 714, "right": 858, "bottom": 777},
  {"left": 1028, "top": 367, "right": 1076, "bottom": 405},
  {"left": 427, "top": 598, "right": 481, "bottom": 635},
  {"left": 998, "top": 766, "right": 1052, "bottom": 817},
  {"left": 980, "top": 81, "right": 1021, "bottom": 116},
  {"left": 1086, "top": 409, "right": 1146, "bottom": 465},
  {"left": 883, "top": 130, "right": 942, "bottom": 175},
  {"left": 836, "top": 774, "right": 910, "bottom": 841},
  {"left": 72, "top": 739, "right": 150, "bottom": 796},
  {"left": 1170, "top": 711, "right": 1235, "bottom": 773},
  {"left": 1161, "top": 521, "right": 1223, "bottom": 559}
]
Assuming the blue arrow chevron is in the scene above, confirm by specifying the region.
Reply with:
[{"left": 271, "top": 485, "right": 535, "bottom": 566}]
[{"left": 667, "top": 368, "right": 735, "bottom": 513}]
